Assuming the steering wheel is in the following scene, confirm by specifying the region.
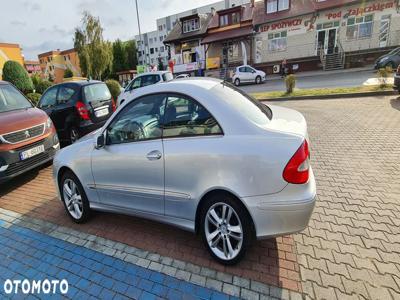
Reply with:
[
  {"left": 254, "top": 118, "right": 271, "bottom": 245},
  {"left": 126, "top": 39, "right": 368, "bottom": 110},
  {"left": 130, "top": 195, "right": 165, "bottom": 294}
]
[{"left": 121, "top": 121, "right": 146, "bottom": 141}]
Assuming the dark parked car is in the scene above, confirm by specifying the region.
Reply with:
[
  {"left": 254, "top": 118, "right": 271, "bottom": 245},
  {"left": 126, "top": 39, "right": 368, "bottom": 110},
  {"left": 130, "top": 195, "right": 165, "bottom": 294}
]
[
  {"left": 374, "top": 47, "right": 400, "bottom": 69},
  {"left": 394, "top": 65, "right": 400, "bottom": 93},
  {"left": 38, "top": 81, "right": 115, "bottom": 145},
  {"left": 0, "top": 81, "right": 59, "bottom": 183}
]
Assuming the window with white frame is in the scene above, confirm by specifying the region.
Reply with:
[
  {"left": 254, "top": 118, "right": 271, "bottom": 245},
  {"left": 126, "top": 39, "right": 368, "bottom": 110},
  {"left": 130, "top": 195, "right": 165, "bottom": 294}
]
[
  {"left": 268, "top": 31, "right": 287, "bottom": 52},
  {"left": 346, "top": 14, "right": 374, "bottom": 40},
  {"left": 183, "top": 18, "right": 200, "bottom": 33},
  {"left": 266, "top": 0, "right": 289, "bottom": 14}
]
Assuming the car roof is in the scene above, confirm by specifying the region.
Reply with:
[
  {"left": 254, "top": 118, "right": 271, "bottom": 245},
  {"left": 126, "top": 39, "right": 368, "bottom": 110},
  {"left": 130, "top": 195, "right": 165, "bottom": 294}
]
[
  {"left": 0, "top": 80, "right": 9, "bottom": 85},
  {"left": 51, "top": 80, "right": 104, "bottom": 88},
  {"left": 137, "top": 71, "right": 171, "bottom": 76}
]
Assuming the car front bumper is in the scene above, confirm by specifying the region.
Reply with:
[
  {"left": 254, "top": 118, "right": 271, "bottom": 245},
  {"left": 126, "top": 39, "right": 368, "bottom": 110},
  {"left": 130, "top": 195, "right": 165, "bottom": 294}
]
[
  {"left": 0, "top": 133, "right": 60, "bottom": 183},
  {"left": 242, "top": 168, "right": 316, "bottom": 239}
]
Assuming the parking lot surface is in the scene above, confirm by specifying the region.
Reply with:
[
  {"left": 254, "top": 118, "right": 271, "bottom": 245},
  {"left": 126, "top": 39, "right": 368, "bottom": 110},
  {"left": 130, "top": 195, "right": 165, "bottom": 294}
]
[{"left": 0, "top": 95, "right": 399, "bottom": 299}]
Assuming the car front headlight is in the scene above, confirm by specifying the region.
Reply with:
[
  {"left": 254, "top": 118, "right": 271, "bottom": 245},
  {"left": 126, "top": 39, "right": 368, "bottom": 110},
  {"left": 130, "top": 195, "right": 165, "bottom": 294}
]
[{"left": 46, "top": 117, "right": 53, "bottom": 129}]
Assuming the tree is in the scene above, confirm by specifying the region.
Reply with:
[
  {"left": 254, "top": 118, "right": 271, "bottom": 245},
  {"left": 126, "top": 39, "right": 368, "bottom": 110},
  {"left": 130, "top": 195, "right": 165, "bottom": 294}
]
[
  {"left": 74, "top": 12, "right": 113, "bottom": 80},
  {"left": 35, "top": 80, "right": 53, "bottom": 94},
  {"left": 125, "top": 40, "right": 138, "bottom": 70},
  {"left": 112, "top": 39, "right": 128, "bottom": 74},
  {"left": 64, "top": 68, "right": 74, "bottom": 78},
  {"left": 2, "top": 60, "right": 33, "bottom": 94}
]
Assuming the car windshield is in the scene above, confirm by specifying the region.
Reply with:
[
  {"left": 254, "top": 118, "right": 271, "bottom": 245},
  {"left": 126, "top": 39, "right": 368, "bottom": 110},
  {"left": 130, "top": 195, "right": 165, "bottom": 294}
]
[
  {"left": 0, "top": 84, "right": 32, "bottom": 113},
  {"left": 84, "top": 83, "right": 112, "bottom": 103},
  {"left": 162, "top": 72, "right": 174, "bottom": 82},
  {"left": 213, "top": 83, "right": 272, "bottom": 125}
]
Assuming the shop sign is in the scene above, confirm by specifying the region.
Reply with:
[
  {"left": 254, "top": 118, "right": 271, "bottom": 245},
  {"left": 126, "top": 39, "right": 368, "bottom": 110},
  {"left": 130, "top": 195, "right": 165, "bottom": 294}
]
[
  {"left": 206, "top": 57, "right": 220, "bottom": 69},
  {"left": 259, "top": 19, "right": 303, "bottom": 32},
  {"left": 174, "top": 62, "right": 198, "bottom": 73},
  {"left": 346, "top": 1, "right": 395, "bottom": 16}
]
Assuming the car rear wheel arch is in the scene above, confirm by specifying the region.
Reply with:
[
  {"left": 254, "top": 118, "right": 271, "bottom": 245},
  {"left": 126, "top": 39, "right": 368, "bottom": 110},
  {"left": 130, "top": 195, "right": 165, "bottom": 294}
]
[{"left": 195, "top": 189, "right": 256, "bottom": 238}]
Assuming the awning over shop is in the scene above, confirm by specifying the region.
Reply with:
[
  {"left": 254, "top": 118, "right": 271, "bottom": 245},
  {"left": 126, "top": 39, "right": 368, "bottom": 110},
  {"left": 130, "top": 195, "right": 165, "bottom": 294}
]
[{"left": 201, "top": 26, "right": 253, "bottom": 44}]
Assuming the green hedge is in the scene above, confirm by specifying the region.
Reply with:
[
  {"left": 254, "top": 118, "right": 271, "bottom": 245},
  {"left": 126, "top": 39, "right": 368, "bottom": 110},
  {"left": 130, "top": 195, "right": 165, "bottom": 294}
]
[
  {"left": 2, "top": 60, "right": 33, "bottom": 94},
  {"left": 26, "top": 93, "right": 42, "bottom": 106},
  {"left": 105, "top": 79, "right": 122, "bottom": 100},
  {"left": 35, "top": 80, "right": 53, "bottom": 94}
]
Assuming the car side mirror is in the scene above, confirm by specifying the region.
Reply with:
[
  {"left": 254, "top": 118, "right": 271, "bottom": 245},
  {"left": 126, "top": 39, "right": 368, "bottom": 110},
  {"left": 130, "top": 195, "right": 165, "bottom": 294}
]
[{"left": 95, "top": 133, "right": 105, "bottom": 149}]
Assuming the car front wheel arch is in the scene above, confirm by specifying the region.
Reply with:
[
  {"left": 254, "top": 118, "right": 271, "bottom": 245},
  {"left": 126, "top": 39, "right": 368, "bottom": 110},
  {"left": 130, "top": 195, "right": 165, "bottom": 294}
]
[{"left": 195, "top": 189, "right": 256, "bottom": 238}]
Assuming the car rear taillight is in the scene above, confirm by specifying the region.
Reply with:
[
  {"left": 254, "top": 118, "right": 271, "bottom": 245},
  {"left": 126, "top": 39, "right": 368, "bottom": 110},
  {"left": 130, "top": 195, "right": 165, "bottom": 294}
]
[
  {"left": 283, "top": 140, "right": 310, "bottom": 184},
  {"left": 111, "top": 97, "right": 116, "bottom": 112},
  {"left": 75, "top": 101, "right": 90, "bottom": 120},
  {"left": 397, "top": 65, "right": 400, "bottom": 75}
]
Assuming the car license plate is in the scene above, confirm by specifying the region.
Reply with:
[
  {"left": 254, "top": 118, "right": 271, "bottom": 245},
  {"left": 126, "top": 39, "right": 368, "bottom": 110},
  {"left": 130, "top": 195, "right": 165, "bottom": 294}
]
[
  {"left": 20, "top": 145, "right": 45, "bottom": 161},
  {"left": 95, "top": 108, "right": 109, "bottom": 118}
]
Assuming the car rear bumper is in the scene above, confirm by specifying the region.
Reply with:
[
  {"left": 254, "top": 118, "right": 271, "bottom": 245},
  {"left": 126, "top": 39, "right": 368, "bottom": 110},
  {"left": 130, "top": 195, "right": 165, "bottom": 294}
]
[
  {"left": 0, "top": 134, "right": 59, "bottom": 183},
  {"left": 242, "top": 168, "right": 316, "bottom": 239},
  {"left": 79, "top": 120, "right": 107, "bottom": 136}
]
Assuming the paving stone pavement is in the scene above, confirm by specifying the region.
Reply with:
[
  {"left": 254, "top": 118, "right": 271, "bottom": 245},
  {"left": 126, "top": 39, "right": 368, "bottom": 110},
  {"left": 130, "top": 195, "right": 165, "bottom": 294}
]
[{"left": 274, "top": 96, "right": 400, "bottom": 299}]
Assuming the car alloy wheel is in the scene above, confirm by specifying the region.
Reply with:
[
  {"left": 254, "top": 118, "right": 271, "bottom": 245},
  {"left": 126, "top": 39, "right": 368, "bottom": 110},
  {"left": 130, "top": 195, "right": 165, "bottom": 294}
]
[
  {"left": 61, "top": 171, "right": 90, "bottom": 223},
  {"left": 63, "top": 179, "right": 83, "bottom": 220},
  {"left": 70, "top": 127, "right": 79, "bottom": 144},
  {"left": 234, "top": 79, "right": 240, "bottom": 86},
  {"left": 205, "top": 202, "right": 243, "bottom": 261},
  {"left": 256, "top": 76, "right": 261, "bottom": 84}
]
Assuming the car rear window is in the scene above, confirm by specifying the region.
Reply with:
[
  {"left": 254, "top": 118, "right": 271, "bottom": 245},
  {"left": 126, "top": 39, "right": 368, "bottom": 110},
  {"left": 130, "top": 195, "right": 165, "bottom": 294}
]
[
  {"left": 162, "top": 72, "right": 174, "bottom": 82},
  {"left": 0, "top": 84, "right": 32, "bottom": 113},
  {"left": 213, "top": 83, "right": 272, "bottom": 125},
  {"left": 84, "top": 83, "right": 112, "bottom": 103}
]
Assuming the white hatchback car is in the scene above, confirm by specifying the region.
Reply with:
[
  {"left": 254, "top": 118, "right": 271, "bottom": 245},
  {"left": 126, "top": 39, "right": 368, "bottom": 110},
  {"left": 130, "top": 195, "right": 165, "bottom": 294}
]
[
  {"left": 117, "top": 71, "right": 173, "bottom": 106},
  {"left": 232, "top": 65, "right": 266, "bottom": 86}
]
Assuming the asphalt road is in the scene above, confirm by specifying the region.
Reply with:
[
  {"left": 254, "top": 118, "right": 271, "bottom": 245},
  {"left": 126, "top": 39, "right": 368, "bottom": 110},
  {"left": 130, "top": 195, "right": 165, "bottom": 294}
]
[{"left": 238, "top": 69, "right": 380, "bottom": 94}]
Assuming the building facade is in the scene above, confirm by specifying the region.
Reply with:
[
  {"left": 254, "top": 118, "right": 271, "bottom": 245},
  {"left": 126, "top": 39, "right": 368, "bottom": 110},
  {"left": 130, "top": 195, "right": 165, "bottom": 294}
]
[
  {"left": 136, "top": 0, "right": 249, "bottom": 70},
  {"left": 38, "top": 48, "right": 82, "bottom": 83},
  {"left": 0, "top": 43, "right": 24, "bottom": 80},
  {"left": 253, "top": 0, "right": 400, "bottom": 73},
  {"left": 24, "top": 60, "right": 41, "bottom": 76}
]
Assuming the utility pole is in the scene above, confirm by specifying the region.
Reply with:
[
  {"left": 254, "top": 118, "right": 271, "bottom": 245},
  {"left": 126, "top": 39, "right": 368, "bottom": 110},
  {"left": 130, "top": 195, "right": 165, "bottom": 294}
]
[{"left": 135, "top": 0, "right": 144, "bottom": 66}]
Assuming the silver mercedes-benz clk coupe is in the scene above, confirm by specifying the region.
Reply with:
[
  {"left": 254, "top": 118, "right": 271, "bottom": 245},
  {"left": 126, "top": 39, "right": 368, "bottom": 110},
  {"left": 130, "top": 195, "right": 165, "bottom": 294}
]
[{"left": 53, "top": 78, "right": 316, "bottom": 264}]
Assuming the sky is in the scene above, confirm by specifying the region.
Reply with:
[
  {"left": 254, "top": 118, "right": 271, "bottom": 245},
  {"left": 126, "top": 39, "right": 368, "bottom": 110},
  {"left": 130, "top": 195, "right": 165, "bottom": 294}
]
[{"left": 0, "top": 0, "right": 224, "bottom": 60}]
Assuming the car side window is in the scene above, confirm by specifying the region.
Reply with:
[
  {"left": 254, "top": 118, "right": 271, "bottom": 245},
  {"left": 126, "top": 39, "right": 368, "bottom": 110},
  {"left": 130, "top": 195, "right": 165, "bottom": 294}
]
[
  {"left": 131, "top": 77, "right": 142, "bottom": 90},
  {"left": 246, "top": 67, "right": 255, "bottom": 73},
  {"left": 162, "top": 94, "right": 222, "bottom": 138},
  {"left": 39, "top": 87, "right": 58, "bottom": 108},
  {"left": 239, "top": 67, "right": 246, "bottom": 72},
  {"left": 106, "top": 94, "right": 166, "bottom": 144},
  {"left": 57, "top": 86, "right": 75, "bottom": 104}
]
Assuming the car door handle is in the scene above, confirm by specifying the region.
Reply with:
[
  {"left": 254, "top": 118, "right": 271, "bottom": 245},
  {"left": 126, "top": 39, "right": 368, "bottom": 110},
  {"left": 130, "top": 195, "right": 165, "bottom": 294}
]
[{"left": 146, "top": 150, "right": 162, "bottom": 161}]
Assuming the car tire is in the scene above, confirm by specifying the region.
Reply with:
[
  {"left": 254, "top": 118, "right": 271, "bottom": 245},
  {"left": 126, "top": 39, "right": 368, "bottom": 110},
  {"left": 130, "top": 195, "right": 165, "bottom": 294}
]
[
  {"left": 69, "top": 126, "right": 80, "bottom": 144},
  {"left": 200, "top": 193, "right": 252, "bottom": 265},
  {"left": 60, "top": 171, "right": 91, "bottom": 224},
  {"left": 234, "top": 78, "right": 240, "bottom": 86},
  {"left": 255, "top": 76, "right": 261, "bottom": 84}
]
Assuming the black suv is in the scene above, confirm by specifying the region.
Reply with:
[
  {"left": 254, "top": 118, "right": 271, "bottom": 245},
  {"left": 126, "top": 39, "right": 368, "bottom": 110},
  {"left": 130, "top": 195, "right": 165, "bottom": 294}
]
[{"left": 38, "top": 81, "right": 115, "bottom": 145}]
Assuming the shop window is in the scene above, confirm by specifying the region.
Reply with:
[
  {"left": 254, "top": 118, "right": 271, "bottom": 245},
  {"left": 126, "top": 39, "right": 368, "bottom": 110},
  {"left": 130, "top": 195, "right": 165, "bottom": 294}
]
[
  {"left": 266, "top": 0, "right": 289, "bottom": 14},
  {"left": 183, "top": 18, "right": 200, "bottom": 33},
  {"left": 346, "top": 14, "right": 373, "bottom": 40},
  {"left": 316, "top": 21, "right": 340, "bottom": 30},
  {"left": 268, "top": 31, "right": 287, "bottom": 52}
]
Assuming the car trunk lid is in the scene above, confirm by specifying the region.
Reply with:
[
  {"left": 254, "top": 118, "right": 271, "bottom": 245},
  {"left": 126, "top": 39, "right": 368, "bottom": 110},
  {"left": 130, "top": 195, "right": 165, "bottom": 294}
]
[{"left": 83, "top": 83, "right": 113, "bottom": 123}]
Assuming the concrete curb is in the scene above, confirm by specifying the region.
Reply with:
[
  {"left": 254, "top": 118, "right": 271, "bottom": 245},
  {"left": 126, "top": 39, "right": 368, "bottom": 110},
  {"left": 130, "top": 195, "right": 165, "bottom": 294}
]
[{"left": 258, "top": 90, "right": 398, "bottom": 102}]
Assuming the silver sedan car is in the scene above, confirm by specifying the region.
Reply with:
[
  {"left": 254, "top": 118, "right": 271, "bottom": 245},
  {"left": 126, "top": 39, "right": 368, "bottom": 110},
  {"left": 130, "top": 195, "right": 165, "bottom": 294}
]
[{"left": 53, "top": 78, "right": 316, "bottom": 264}]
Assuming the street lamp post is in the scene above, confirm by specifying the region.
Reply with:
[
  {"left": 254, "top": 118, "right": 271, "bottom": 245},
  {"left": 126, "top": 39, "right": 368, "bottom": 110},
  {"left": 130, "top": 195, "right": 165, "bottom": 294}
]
[{"left": 135, "top": 0, "right": 144, "bottom": 66}]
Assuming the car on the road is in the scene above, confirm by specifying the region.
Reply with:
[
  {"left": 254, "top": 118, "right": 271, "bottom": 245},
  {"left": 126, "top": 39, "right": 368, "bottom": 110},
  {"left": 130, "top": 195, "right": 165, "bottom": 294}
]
[
  {"left": 0, "top": 81, "right": 59, "bottom": 183},
  {"left": 232, "top": 65, "right": 266, "bottom": 86},
  {"left": 374, "top": 47, "right": 400, "bottom": 70},
  {"left": 394, "top": 65, "right": 400, "bottom": 93},
  {"left": 117, "top": 71, "right": 174, "bottom": 107},
  {"left": 53, "top": 78, "right": 316, "bottom": 264},
  {"left": 38, "top": 81, "right": 115, "bottom": 145}
]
